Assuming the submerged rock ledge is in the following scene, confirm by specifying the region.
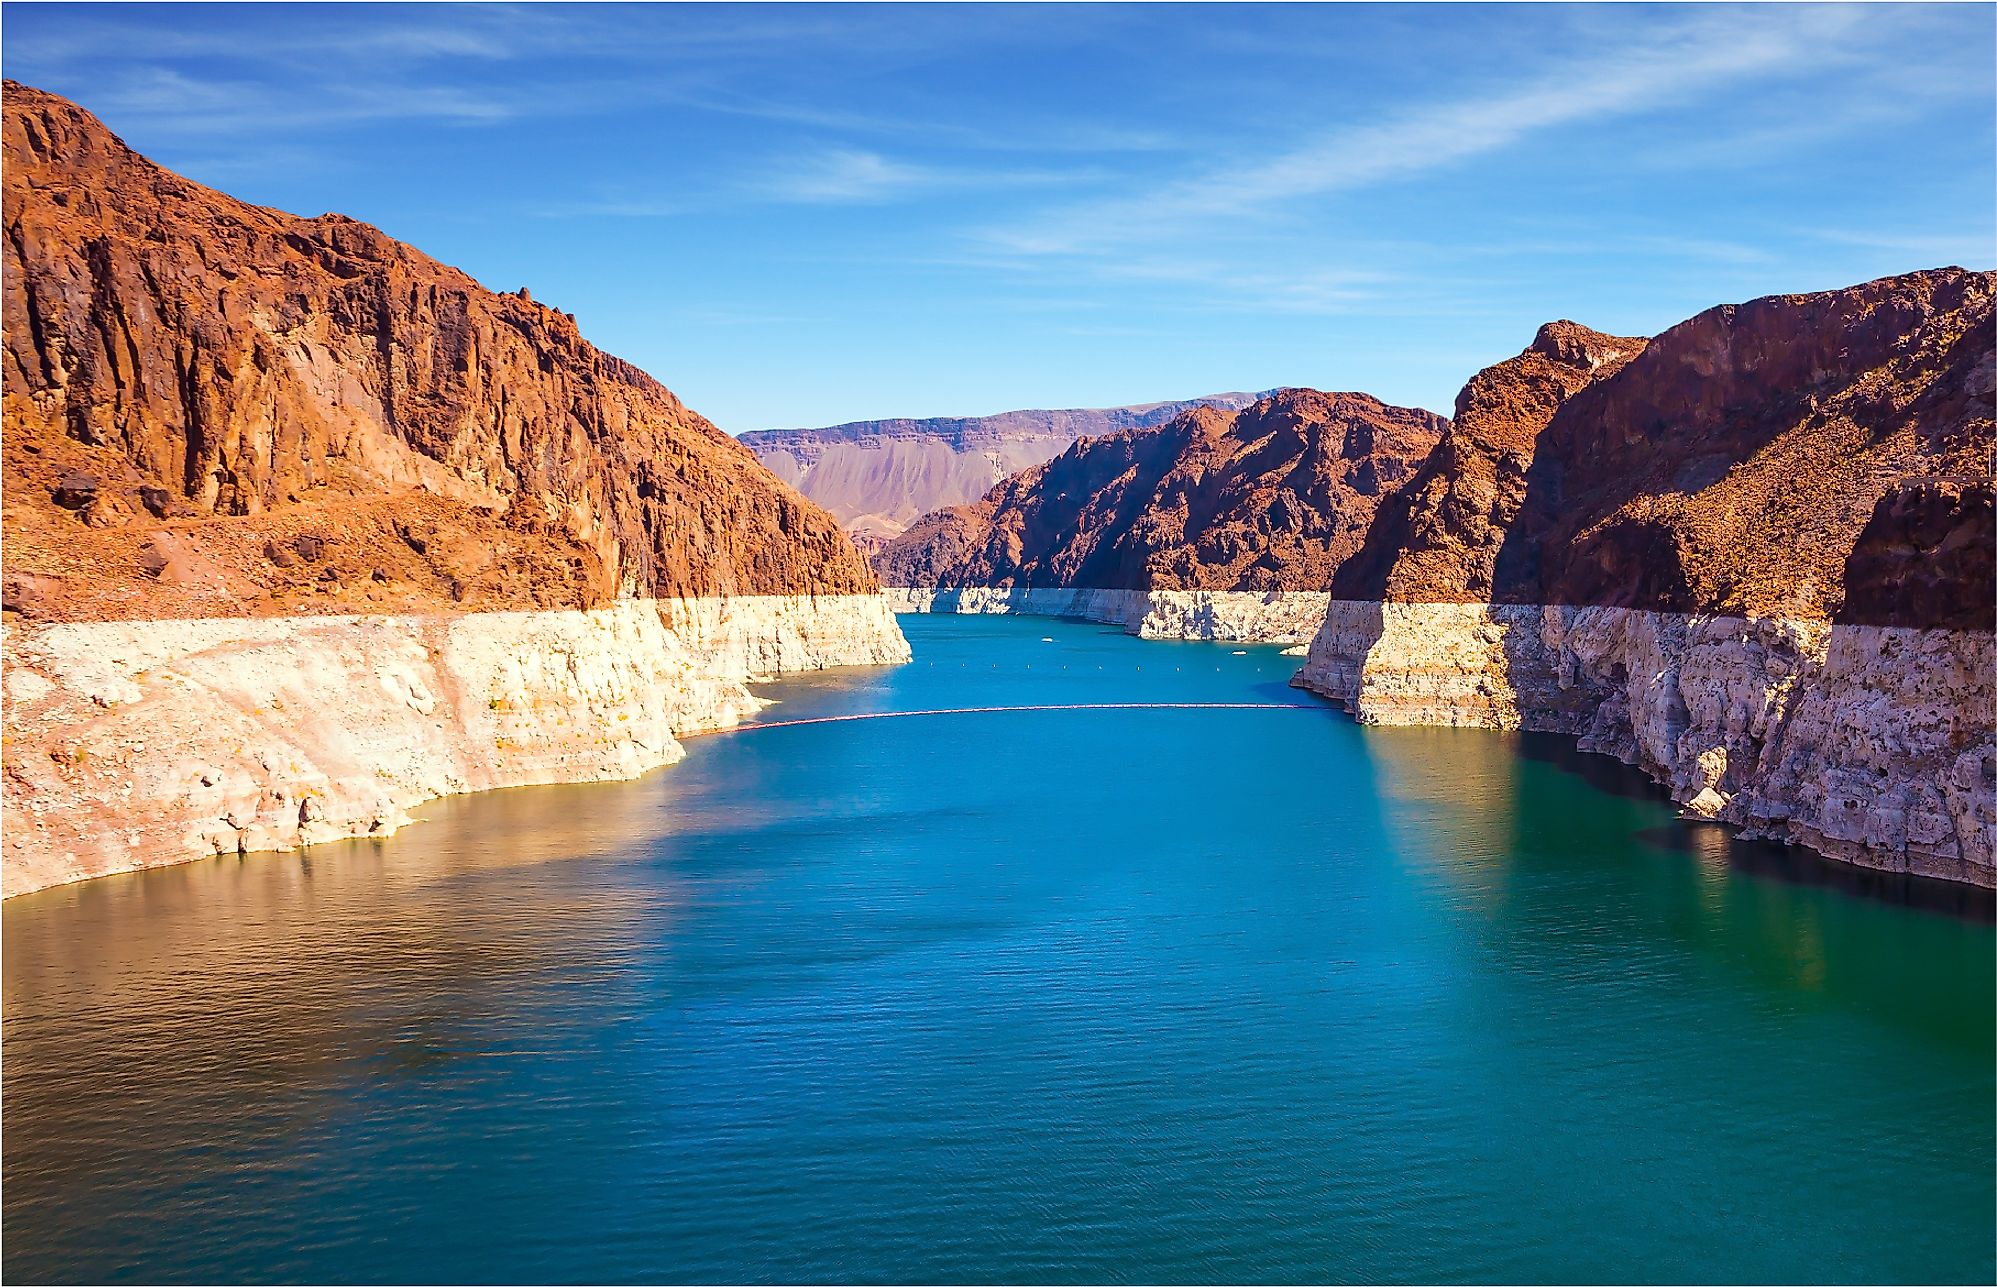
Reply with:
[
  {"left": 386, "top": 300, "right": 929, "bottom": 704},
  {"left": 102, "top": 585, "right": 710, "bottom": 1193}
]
[
  {"left": 2, "top": 595, "right": 909, "bottom": 898},
  {"left": 1294, "top": 601, "right": 1994, "bottom": 887}
]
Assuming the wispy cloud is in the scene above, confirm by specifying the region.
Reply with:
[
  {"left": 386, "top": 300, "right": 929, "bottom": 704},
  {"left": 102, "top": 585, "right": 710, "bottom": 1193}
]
[
  {"left": 1087, "top": 259, "right": 1397, "bottom": 315},
  {"left": 757, "top": 148, "right": 1099, "bottom": 206},
  {"left": 1803, "top": 228, "right": 1997, "bottom": 263},
  {"left": 758, "top": 149, "right": 933, "bottom": 204},
  {"left": 63, "top": 65, "right": 517, "bottom": 135},
  {"left": 535, "top": 149, "right": 1097, "bottom": 220},
  {"left": 530, "top": 196, "right": 696, "bottom": 220},
  {"left": 978, "top": 6, "right": 1882, "bottom": 259},
  {"left": 9, "top": 3, "right": 1165, "bottom": 156}
]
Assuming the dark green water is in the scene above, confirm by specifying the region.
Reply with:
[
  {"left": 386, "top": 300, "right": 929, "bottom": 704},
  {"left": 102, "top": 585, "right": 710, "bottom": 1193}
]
[{"left": 4, "top": 614, "right": 1992, "bottom": 1284}]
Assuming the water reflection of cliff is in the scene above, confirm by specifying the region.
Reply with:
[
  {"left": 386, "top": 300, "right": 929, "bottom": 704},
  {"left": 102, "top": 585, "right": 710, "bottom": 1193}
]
[
  {"left": 2, "top": 776, "right": 681, "bottom": 1282},
  {"left": 1360, "top": 722, "right": 1993, "bottom": 920},
  {"left": 1356, "top": 721, "right": 1995, "bottom": 1058}
]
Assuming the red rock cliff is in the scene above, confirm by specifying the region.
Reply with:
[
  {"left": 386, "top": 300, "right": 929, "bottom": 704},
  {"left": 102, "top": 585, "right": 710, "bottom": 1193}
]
[
  {"left": 1331, "top": 270, "right": 1992, "bottom": 629},
  {"left": 2, "top": 81, "right": 878, "bottom": 623},
  {"left": 1512, "top": 269, "right": 1994, "bottom": 625},
  {"left": 1331, "top": 321, "right": 1646, "bottom": 602},
  {"left": 876, "top": 389, "right": 1446, "bottom": 592}
]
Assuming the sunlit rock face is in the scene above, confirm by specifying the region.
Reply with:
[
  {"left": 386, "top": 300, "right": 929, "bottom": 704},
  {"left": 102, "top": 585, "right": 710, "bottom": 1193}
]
[
  {"left": 3, "top": 596, "right": 909, "bottom": 897},
  {"left": 1296, "top": 605, "right": 1993, "bottom": 886},
  {"left": 877, "top": 389, "right": 1447, "bottom": 640},
  {"left": 1, "top": 83, "right": 908, "bottom": 896},
  {"left": 3, "top": 80, "right": 882, "bottom": 616},
  {"left": 1295, "top": 269, "right": 1996, "bottom": 886}
]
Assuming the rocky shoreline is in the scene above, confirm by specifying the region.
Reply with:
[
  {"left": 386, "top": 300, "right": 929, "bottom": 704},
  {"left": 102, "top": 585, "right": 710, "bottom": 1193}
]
[
  {"left": 2, "top": 595, "right": 909, "bottom": 897},
  {"left": 882, "top": 583, "right": 1996, "bottom": 887},
  {"left": 1, "top": 85, "right": 916, "bottom": 900},
  {"left": 1294, "top": 601, "right": 1994, "bottom": 887},
  {"left": 885, "top": 586, "right": 1332, "bottom": 644}
]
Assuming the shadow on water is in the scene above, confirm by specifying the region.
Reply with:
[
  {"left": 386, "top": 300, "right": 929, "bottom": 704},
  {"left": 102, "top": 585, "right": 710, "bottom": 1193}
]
[
  {"left": 1357, "top": 717, "right": 1996, "bottom": 1072},
  {"left": 1514, "top": 731, "right": 1997, "bottom": 923}
]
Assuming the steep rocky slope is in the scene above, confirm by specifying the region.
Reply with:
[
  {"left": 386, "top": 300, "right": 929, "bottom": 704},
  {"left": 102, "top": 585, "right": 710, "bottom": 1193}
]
[
  {"left": 1298, "top": 268, "right": 1996, "bottom": 885},
  {"left": 3, "top": 80, "right": 877, "bottom": 623},
  {"left": 1839, "top": 477, "right": 1994, "bottom": 632},
  {"left": 1512, "top": 268, "right": 1992, "bottom": 620},
  {"left": 740, "top": 393, "right": 1264, "bottom": 542},
  {"left": 877, "top": 389, "right": 1446, "bottom": 639},
  {"left": 1331, "top": 321, "right": 1647, "bottom": 603},
  {"left": 1, "top": 83, "right": 907, "bottom": 896}
]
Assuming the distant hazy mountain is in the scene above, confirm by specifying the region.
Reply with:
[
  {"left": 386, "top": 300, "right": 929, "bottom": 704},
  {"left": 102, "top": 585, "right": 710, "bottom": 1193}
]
[{"left": 740, "top": 393, "right": 1269, "bottom": 542}]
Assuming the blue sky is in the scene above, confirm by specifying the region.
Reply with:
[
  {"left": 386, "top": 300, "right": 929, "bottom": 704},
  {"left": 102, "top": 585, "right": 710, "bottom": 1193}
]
[{"left": 5, "top": 3, "right": 1993, "bottom": 430}]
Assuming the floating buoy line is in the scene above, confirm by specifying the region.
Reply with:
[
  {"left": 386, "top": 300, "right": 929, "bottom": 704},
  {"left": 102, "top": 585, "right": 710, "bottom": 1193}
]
[{"left": 686, "top": 702, "right": 1328, "bottom": 737}]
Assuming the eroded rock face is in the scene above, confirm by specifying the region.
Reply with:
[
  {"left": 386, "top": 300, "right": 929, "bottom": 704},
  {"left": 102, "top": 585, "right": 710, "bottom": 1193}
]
[
  {"left": 2, "top": 82, "right": 909, "bottom": 897},
  {"left": 1341, "top": 272, "right": 1993, "bottom": 620},
  {"left": 877, "top": 389, "right": 1447, "bottom": 601},
  {"left": 3, "top": 596, "right": 910, "bottom": 897},
  {"left": 1295, "top": 604, "right": 1994, "bottom": 886},
  {"left": 1295, "top": 269, "right": 1996, "bottom": 886},
  {"left": 740, "top": 393, "right": 1267, "bottom": 543},
  {"left": 1839, "top": 478, "right": 1995, "bottom": 631},
  {"left": 1332, "top": 322, "right": 1646, "bottom": 603},
  {"left": 1514, "top": 268, "right": 1994, "bottom": 619},
  {"left": 2, "top": 80, "right": 878, "bottom": 622}
]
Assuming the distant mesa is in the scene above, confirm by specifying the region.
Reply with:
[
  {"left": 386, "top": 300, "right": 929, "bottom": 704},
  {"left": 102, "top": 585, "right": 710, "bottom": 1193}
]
[{"left": 739, "top": 393, "right": 1269, "bottom": 541}]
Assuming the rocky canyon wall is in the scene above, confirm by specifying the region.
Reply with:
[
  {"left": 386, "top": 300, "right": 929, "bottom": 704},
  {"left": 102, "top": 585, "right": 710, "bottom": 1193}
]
[
  {"left": 1296, "top": 270, "right": 1995, "bottom": 886},
  {"left": 2, "top": 81, "right": 878, "bottom": 611},
  {"left": 887, "top": 586, "right": 1333, "bottom": 644},
  {"left": 1, "top": 83, "right": 908, "bottom": 896},
  {"left": 4, "top": 596, "right": 908, "bottom": 897},
  {"left": 877, "top": 389, "right": 1447, "bottom": 641},
  {"left": 1295, "top": 603, "right": 1993, "bottom": 885}
]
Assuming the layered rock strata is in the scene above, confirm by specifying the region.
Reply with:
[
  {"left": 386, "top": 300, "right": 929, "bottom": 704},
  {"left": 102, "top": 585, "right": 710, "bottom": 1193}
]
[
  {"left": 879, "top": 389, "right": 1447, "bottom": 640},
  {"left": 1296, "top": 604, "right": 1992, "bottom": 885},
  {"left": 2, "top": 84, "right": 908, "bottom": 896},
  {"left": 741, "top": 392, "right": 1265, "bottom": 542},
  {"left": 4, "top": 596, "right": 907, "bottom": 896},
  {"left": 1298, "top": 270, "right": 1995, "bottom": 885}
]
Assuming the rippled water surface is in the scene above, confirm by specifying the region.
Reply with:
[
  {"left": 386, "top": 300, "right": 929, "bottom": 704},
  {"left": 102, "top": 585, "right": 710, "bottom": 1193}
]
[{"left": 5, "top": 614, "right": 1993, "bottom": 1284}]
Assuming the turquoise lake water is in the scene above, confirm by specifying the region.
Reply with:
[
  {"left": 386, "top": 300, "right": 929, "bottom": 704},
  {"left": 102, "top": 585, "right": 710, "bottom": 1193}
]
[{"left": 4, "top": 613, "right": 1993, "bottom": 1284}]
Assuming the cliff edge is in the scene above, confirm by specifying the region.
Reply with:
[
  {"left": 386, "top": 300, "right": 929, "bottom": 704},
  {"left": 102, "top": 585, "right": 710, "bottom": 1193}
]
[
  {"left": 1298, "top": 269, "right": 1996, "bottom": 885},
  {"left": 1, "top": 83, "right": 907, "bottom": 896}
]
